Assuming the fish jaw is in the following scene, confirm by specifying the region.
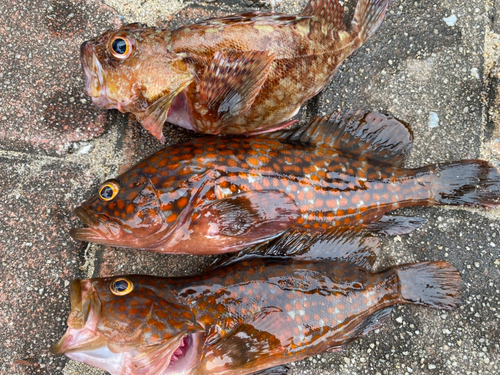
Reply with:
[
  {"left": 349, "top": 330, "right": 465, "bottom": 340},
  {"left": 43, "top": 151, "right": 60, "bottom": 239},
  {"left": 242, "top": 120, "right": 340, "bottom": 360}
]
[
  {"left": 60, "top": 333, "right": 202, "bottom": 375},
  {"left": 70, "top": 206, "right": 129, "bottom": 247},
  {"left": 51, "top": 280, "right": 106, "bottom": 355},
  {"left": 70, "top": 205, "right": 181, "bottom": 251}
]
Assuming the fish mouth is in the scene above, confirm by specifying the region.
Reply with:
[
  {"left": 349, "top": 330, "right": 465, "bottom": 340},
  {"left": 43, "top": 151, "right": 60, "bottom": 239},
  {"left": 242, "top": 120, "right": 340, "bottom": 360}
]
[
  {"left": 70, "top": 206, "right": 126, "bottom": 247},
  {"left": 80, "top": 42, "right": 105, "bottom": 103},
  {"left": 51, "top": 280, "right": 106, "bottom": 355},
  {"left": 161, "top": 333, "right": 202, "bottom": 374}
]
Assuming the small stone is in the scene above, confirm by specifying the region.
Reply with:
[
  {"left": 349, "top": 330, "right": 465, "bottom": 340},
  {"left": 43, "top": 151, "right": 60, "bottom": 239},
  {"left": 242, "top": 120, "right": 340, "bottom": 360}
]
[
  {"left": 443, "top": 14, "right": 458, "bottom": 26},
  {"left": 428, "top": 364, "right": 436, "bottom": 370},
  {"left": 428, "top": 112, "right": 439, "bottom": 128}
]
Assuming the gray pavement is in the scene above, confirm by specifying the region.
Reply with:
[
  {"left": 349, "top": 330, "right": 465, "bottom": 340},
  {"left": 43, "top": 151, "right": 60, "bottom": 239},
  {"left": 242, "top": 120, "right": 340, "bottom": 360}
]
[{"left": 0, "top": 0, "right": 499, "bottom": 374}]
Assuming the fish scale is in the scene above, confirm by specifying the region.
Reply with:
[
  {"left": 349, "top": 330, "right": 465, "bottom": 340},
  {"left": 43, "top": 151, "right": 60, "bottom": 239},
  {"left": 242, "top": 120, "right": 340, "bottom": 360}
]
[{"left": 120, "top": 137, "right": 426, "bottom": 228}]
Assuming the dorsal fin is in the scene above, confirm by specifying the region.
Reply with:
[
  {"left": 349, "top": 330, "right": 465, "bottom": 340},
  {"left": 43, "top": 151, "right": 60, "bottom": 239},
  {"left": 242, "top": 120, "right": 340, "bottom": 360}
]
[
  {"left": 265, "top": 110, "right": 413, "bottom": 167},
  {"left": 301, "top": 0, "right": 345, "bottom": 32},
  {"left": 210, "top": 227, "right": 380, "bottom": 271}
]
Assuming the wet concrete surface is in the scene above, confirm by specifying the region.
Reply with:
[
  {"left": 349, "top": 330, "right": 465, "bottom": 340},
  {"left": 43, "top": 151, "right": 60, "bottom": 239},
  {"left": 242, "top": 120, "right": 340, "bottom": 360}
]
[{"left": 0, "top": 0, "right": 499, "bottom": 374}]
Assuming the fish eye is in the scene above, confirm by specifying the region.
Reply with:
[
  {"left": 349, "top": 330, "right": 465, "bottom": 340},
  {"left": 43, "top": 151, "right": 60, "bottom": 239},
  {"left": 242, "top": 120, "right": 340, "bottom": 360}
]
[
  {"left": 110, "top": 277, "right": 134, "bottom": 296},
  {"left": 109, "top": 36, "right": 132, "bottom": 59},
  {"left": 99, "top": 180, "right": 120, "bottom": 202}
]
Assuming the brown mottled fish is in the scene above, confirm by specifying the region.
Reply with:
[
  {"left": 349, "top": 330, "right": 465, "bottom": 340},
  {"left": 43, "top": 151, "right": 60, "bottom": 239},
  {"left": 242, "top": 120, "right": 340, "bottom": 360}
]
[
  {"left": 70, "top": 110, "right": 500, "bottom": 254},
  {"left": 80, "top": 0, "right": 390, "bottom": 142},
  {"left": 52, "top": 229, "right": 462, "bottom": 375}
]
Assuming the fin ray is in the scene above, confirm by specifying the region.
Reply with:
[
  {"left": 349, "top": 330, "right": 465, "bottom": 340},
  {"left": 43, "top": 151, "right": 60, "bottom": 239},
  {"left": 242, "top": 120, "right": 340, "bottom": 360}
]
[
  {"left": 211, "top": 227, "right": 380, "bottom": 271},
  {"left": 199, "top": 50, "right": 275, "bottom": 129},
  {"left": 265, "top": 110, "right": 413, "bottom": 167}
]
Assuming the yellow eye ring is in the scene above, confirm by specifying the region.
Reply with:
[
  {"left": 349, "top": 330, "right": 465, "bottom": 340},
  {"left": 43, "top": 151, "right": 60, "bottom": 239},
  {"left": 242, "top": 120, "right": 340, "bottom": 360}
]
[
  {"left": 110, "top": 277, "right": 134, "bottom": 296},
  {"left": 109, "top": 36, "right": 133, "bottom": 60},
  {"left": 98, "top": 180, "right": 120, "bottom": 202}
]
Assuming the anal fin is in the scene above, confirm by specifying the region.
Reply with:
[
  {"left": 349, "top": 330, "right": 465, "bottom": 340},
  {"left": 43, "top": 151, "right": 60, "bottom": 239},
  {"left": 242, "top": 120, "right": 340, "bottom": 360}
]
[
  {"left": 252, "top": 365, "right": 290, "bottom": 375},
  {"left": 210, "top": 227, "right": 381, "bottom": 271},
  {"left": 365, "top": 215, "right": 427, "bottom": 235}
]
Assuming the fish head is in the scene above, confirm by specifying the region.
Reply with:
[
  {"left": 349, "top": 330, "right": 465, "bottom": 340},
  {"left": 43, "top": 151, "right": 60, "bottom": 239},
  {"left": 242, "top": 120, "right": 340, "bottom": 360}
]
[
  {"left": 52, "top": 276, "right": 204, "bottom": 374},
  {"left": 81, "top": 24, "right": 194, "bottom": 139},
  {"left": 71, "top": 172, "right": 171, "bottom": 249}
]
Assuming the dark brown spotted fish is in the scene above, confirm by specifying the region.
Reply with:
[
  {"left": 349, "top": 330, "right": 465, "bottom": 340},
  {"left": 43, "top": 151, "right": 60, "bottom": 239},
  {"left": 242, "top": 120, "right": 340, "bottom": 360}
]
[
  {"left": 70, "top": 110, "right": 500, "bottom": 254},
  {"left": 52, "top": 229, "right": 462, "bottom": 375},
  {"left": 80, "top": 0, "right": 389, "bottom": 142}
]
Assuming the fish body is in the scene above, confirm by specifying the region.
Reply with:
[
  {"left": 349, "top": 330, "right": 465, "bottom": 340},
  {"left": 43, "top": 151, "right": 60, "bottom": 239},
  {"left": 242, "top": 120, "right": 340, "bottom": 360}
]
[
  {"left": 71, "top": 110, "right": 500, "bottom": 254},
  {"left": 52, "top": 230, "right": 462, "bottom": 375},
  {"left": 80, "top": 0, "right": 390, "bottom": 142}
]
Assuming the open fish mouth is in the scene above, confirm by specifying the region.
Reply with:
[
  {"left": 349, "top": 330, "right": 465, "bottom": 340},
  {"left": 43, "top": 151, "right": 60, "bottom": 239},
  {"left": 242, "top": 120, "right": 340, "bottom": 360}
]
[
  {"left": 70, "top": 206, "right": 125, "bottom": 246},
  {"left": 51, "top": 280, "right": 105, "bottom": 355}
]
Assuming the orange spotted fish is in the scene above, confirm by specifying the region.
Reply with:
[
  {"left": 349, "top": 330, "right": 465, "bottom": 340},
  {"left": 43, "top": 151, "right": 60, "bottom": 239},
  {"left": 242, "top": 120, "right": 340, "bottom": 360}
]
[
  {"left": 80, "top": 0, "right": 390, "bottom": 142},
  {"left": 52, "top": 229, "right": 462, "bottom": 375},
  {"left": 70, "top": 110, "right": 500, "bottom": 254}
]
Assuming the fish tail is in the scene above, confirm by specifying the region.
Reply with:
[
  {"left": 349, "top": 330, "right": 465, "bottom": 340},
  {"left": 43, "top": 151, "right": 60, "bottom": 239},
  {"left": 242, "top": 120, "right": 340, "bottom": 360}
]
[
  {"left": 422, "top": 160, "right": 500, "bottom": 208},
  {"left": 396, "top": 261, "right": 462, "bottom": 310},
  {"left": 350, "top": 0, "right": 389, "bottom": 44}
]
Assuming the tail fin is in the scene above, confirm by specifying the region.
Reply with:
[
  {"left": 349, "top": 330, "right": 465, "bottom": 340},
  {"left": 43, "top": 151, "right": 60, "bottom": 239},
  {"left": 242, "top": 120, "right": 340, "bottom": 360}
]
[
  {"left": 350, "top": 0, "right": 389, "bottom": 44},
  {"left": 396, "top": 261, "right": 462, "bottom": 310},
  {"left": 425, "top": 160, "right": 500, "bottom": 208}
]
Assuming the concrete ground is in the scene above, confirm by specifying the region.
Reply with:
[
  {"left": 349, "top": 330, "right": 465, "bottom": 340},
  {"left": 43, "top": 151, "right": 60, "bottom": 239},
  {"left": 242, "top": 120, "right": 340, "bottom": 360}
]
[{"left": 0, "top": 0, "right": 499, "bottom": 374}]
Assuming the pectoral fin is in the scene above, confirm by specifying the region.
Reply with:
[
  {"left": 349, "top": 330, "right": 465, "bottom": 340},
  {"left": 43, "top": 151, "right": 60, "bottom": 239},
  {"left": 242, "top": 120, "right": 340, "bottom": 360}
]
[
  {"left": 195, "top": 191, "right": 299, "bottom": 238},
  {"left": 198, "top": 50, "right": 275, "bottom": 125},
  {"left": 138, "top": 78, "right": 193, "bottom": 143}
]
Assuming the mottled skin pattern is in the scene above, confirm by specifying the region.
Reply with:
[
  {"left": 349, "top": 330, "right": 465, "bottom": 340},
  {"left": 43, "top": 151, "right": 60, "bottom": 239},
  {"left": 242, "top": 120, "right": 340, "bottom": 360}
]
[
  {"left": 52, "top": 253, "right": 462, "bottom": 374},
  {"left": 80, "top": 0, "right": 390, "bottom": 141},
  {"left": 71, "top": 111, "right": 500, "bottom": 255}
]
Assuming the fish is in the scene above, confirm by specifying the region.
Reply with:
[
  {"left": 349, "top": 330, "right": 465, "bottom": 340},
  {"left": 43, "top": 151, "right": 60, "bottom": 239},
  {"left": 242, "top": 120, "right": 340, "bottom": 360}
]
[
  {"left": 80, "top": 0, "right": 390, "bottom": 142},
  {"left": 52, "top": 228, "right": 463, "bottom": 375},
  {"left": 70, "top": 110, "right": 500, "bottom": 255}
]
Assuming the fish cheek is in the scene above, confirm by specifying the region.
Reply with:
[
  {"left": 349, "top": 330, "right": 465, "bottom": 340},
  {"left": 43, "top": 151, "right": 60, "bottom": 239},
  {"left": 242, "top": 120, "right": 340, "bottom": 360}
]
[
  {"left": 97, "top": 294, "right": 150, "bottom": 350},
  {"left": 128, "top": 207, "right": 164, "bottom": 238}
]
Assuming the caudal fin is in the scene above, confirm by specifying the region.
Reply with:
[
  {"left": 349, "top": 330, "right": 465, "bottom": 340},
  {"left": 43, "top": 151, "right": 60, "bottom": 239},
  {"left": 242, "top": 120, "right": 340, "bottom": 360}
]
[
  {"left": 396, "top": 261, "right": 462, "bottom": 310},
  {"left": 426, "top": 160, "right": 500, "bottom": 208},
  {"left": 350, "top": 0, "right": 390, "bottom": 44}
]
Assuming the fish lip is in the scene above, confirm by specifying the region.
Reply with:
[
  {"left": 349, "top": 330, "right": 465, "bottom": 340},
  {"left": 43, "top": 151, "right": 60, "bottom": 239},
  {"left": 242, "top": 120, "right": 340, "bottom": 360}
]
[
  {"left": 80, "top": 41, "right": 106, "bottom": 100},
  {"left": 70, "top": 206, "right": 123, "bottom": 245}
]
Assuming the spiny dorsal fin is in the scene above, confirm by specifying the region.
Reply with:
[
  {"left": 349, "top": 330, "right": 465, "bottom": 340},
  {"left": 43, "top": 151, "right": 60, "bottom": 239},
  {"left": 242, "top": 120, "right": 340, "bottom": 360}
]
[
  {"left": 210, "top": 227, "right": 380, "bottom": 271},
  {"left": 265, "top": 110, "right": 413, "bottom": 167},
  {"left": 350, "top": 0, "right": 390, "bottom": 44},
  {"left": 301, "top": 0, "right": 345, "bottom": 33}
]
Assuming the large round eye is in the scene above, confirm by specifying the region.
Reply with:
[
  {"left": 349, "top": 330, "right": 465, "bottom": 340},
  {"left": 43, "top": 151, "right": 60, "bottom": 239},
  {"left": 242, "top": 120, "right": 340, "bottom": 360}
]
[
  {"left": 99, "top": 180, "right": 120, "bottom": 202},
  {"left": 109, "top": 36, "right": 132, "bottom": 59},
  {"left": 110, "top": 277, "right": 134, "bottom": 296}
]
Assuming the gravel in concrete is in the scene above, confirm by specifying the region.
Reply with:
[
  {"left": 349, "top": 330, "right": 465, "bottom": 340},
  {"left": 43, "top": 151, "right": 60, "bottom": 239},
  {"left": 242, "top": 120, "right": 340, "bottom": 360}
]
[{"left": 0, "top": 0, "right": 499, "bottom": 374}]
